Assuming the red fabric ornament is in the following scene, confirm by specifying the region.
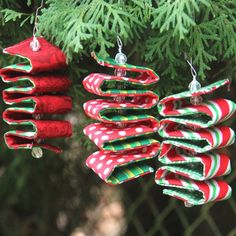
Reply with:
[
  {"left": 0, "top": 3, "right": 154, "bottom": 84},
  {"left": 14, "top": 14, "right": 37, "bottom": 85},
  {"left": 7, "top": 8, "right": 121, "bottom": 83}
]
[
  {"left": 155, "top": 79, "right": 236, "bottom": 205},
  {"left": 83, "top": 52, "right": 160, "bottom": 184},
  {"left": 0, "top": 37, "right": 72, "bottom": 155},
  {"left": 1, "top": 37, "right": 67, "bottom": 74}
]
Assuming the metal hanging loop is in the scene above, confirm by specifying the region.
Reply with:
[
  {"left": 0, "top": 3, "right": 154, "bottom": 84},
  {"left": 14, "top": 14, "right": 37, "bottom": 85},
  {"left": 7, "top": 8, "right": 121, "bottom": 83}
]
[
  {"left": 187, "top": 59, "right": 201, "bottom": 92},
  {"left": 30, "top": 0, "right": 44, "bottom": 52},
  {"left": 115, "top": 36, "right": 127, "bottom": 65},
  {"left": 187, "top": 59, "right": 203, "bottom": 105},
  {"left": 117, "top": 35, "right": 123, "bottom": 53},
  {"left": 114, "top": 36, "right": 127, "bottom": 128}
]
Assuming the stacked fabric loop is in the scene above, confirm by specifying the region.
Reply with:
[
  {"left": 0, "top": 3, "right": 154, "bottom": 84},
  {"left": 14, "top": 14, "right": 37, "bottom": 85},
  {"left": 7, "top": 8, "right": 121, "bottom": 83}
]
[
  {"left": 83, "top": 52, "right": 160, "bottom": 185},
  {"left": 0, "top": 37, "right": 72, "bottom": 154},
  {"left": 155, "top": 79, "right": 236, "bottom": 205}
]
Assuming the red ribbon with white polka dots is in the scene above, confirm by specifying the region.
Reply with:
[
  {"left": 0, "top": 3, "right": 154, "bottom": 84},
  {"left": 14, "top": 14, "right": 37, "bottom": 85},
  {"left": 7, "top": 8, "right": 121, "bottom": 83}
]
[{"left": 83, "top": 52, "right": 160, "bottom": 184}]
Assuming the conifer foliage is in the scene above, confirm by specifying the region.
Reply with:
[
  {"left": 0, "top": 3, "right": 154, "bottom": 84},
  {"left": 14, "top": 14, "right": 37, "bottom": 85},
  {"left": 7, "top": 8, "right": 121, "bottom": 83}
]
[{"left": 1, "top": 0, "right": 236, "bottom": 83}]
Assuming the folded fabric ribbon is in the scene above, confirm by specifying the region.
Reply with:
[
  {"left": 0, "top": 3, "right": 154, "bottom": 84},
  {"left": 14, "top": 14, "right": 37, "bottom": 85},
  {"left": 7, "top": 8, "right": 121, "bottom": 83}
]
[
  {"left": 86, "top": 145, "right": 159, "bottom": 185},
  {"left": 157, "top": 145, "right": 231, "bottom": 181},
  {"left": 2, "top": 74, "right": 71, "bottom": 102},
  {"left": 84, "top": 120, "right": 159, "bottom": 151},
  {"left": 0, "top": 37, "right": 72, "bottom": 154},
  {"left": 156, "top": 79, "right": 236, "bottom": 205},
  {"left": 158, "top": 79, "right": 236, "bottom": 128},
  {"left": 159, "top": 122, "right": 234, "bottom": 153},
  {"left": 156, "top": 172, "right": 231, "bottom": 206},
  {"left": 83, "top": 52, "right": 160, "bottom": 184},
  {"left": 1, "top": 37, "right": 67, "bottom": 74}
]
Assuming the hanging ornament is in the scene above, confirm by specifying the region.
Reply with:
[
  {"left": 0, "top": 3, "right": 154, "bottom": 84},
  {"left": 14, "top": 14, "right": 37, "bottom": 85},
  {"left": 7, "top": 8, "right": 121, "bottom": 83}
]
[
  {"left": 83, "top": 38, "right": 160, "bottom": 184},
  {"left": 0, "top": 1, "right": 72, "bottom": 157},
  {"left": 155, "top": 75, "right": 236, "bottom": 206}
]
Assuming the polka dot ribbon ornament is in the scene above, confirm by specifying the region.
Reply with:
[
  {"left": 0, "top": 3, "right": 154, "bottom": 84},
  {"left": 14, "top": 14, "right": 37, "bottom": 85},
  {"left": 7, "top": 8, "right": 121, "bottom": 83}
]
[
  {"left": 0, "top": 37, "right": 72, "bottom": 158},
  {"left": 155, "top": 77, "right": 236, "bottom": 206},
  {"left": 83, "top": 43, "right": 160, "bottom": 184}
]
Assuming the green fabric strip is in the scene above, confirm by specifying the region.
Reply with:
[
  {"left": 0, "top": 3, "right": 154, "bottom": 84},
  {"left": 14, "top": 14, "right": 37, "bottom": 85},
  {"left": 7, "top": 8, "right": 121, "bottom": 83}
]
[
  {"left": 108, "top": 163, "right": 153, "bottom": 184},
  {"left": 103, "top": 138, "right": 158, "bottom": 151}
]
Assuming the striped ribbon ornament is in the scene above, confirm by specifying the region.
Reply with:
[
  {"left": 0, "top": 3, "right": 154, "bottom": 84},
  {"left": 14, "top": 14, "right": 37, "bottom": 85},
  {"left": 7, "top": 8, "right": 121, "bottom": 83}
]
[
  {"left": 83, "top": 52, "right": 160, "bottom": 185},
  {"left": 0, "top": 37, "right": 72, "bottom": 154},
  {"left": 156, "top": 79, "right": 236, "bottom": 205}
]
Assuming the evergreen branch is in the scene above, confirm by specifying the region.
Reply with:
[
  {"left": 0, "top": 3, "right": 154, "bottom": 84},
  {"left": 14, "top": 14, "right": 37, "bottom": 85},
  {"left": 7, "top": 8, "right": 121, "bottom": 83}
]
[
  {"left": 152, "top": 0, "right": 211, "bottom": 39},
  {"left": 206, "top": 0, "right": 236, "bottom": 62},
  {"left": 187, "top": 23, "right": 217, "bottom": 79},
  {"left": 1, "top": 9, "right": 30, "bottom": 24},
  {"left": 39, "top": 0, "right": 145, "bottom": 60}
]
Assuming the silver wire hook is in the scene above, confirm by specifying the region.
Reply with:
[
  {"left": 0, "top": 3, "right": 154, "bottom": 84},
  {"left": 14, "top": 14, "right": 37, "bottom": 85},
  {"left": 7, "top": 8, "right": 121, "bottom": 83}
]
[
  {"left": 30, "top": 0, "right": 44, "bottom": 51},
  {"left": 32, "top": 0, "right": 44, "bottom": 37},
  {"left": 187, "top": 59, "right": 202, "bottom": 97},
  {"left": 186, "top": 59, "right": 197, "bottom": 79},
  {"left": 117, "top": 35, "right": 123, "bottom": 53},
  {"left": 115, "top": 35, "right": 127, "bottom": 64}
]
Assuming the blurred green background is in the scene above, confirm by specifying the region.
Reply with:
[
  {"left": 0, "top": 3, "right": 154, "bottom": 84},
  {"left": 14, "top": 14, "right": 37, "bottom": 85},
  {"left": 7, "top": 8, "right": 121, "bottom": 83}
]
[{"left": 0, "top": 1, "right": 236, "bottom": 236}]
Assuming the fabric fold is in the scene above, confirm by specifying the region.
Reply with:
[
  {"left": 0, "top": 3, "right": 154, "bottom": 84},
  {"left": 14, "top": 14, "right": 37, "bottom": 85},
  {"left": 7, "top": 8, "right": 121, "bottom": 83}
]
[
  {"left": 83, "top": 52, "right": 160, "bottom": 184},
  {"left": 156, "top": 79, "right": 235, "bottom": 205},
  {"left": 0, "top": 37, "right": 72, "bottom": 154},
  {"left": 86, "top": 145, "right": 159, "bottom": 185},
  {"left": 1, "top": 37, "right": 67, "bottom": 74}
]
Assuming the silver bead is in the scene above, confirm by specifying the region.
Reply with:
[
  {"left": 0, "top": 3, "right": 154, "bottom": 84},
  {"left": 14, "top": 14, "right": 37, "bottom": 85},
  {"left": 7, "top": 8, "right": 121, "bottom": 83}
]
[
  {"left": 189, "top": 80, "right": 201, "bottom": 92},
  {"left": 115, "top": 52, "right": 127, "bottom": 64},
  {"left": 33, "top": 114, "right": 41, "bottom": 120},
  {"left": 32, "top": 147, "right": 43, "bottom": 159},
  {"left": 114, "top": 68, "right": 126, "bottom": 77},
  {"left": 184, "top": 202, "right": 194, "bottom": 208},
  {"left": 30, "top": 37, "right": 40, "bottom": 52},
  {"left": 114, "top": 96, "right": 125, "bottom": 103}
]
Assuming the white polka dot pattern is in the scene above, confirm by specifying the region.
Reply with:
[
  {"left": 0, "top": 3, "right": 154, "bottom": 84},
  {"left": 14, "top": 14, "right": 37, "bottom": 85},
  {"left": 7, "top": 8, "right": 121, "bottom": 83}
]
[
  {"left": 82, "top": 52, "right": 161, "bottom": 184},
  {"left": 86, "top": 145, "right": 159, "bottom": 182}
]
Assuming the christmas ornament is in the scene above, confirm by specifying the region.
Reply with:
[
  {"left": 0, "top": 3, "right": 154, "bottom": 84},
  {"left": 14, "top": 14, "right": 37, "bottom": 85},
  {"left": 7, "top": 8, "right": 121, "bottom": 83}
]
[
  {"left": 155, "top": 75, "right": 236, "bottom": 206},
  {"left": 0, "top": 2, "right": 72, "bottom": 157},
  {"left": 83, "top": 38, "right": 160, "bottom": 184},
  {"left": 0, "top": 37, "right": 72, "bottom": 156}
]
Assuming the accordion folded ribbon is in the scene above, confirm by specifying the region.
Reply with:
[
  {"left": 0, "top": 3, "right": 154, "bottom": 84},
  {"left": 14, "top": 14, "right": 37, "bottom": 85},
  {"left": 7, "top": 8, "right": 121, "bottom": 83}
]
[
  {"left": 0, "top": 37, "right": 72, "bottom": 154},
  {"left": 156, "top": 172, "right": 232, "bottom": 206},
  {"left": 83, "top": 52, "right": 160, "bottom": 184},
  {"left": 86, "top": 145, "right": 159, "bottom": 184},
  {"left": 158, "top": 79, "right": 236, "bottom": 128},
  {"left": 84, "top": 120, "right": 159, "bottom": 151},
  {"left": 4, "top": 120, "right": 72, "bottom": 153},
  {"left": 156, "top": 79, "right": 236, "bottom": 205},
  {"left": 2, "top": 74, "right": 71, "bottom": 102},
  {"left": 1, "top": 37, "right": 67, "bottom": 74},
  {"left": 157, "top": 145, "right": 231, "bottom": 181},
  {"left": 159, "top": 122, "right": 234, "bottom": 153}
]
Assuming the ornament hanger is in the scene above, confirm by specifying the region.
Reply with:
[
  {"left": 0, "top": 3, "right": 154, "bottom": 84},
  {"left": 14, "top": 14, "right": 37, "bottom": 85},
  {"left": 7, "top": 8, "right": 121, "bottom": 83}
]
[
  {"left": 114, "top": 36, "right": 127, "bottom": 127},
  {"left": 30, "top": 0, "right": 44, "bottom": 52},
  {"left": 117, "top": 35, "right": 123, "bottom": 53},
  {"left": 187, "top": 59, "right": 203, "bottom": 105},
  {"left": 187, "top": 59, "right": 201, "bottom": 92},
  {"left": 115, "top": 36, "right": 127, "bottom": 65},
  {"left": 31, "top": 0, "right": 44, "bottom": 159}
]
